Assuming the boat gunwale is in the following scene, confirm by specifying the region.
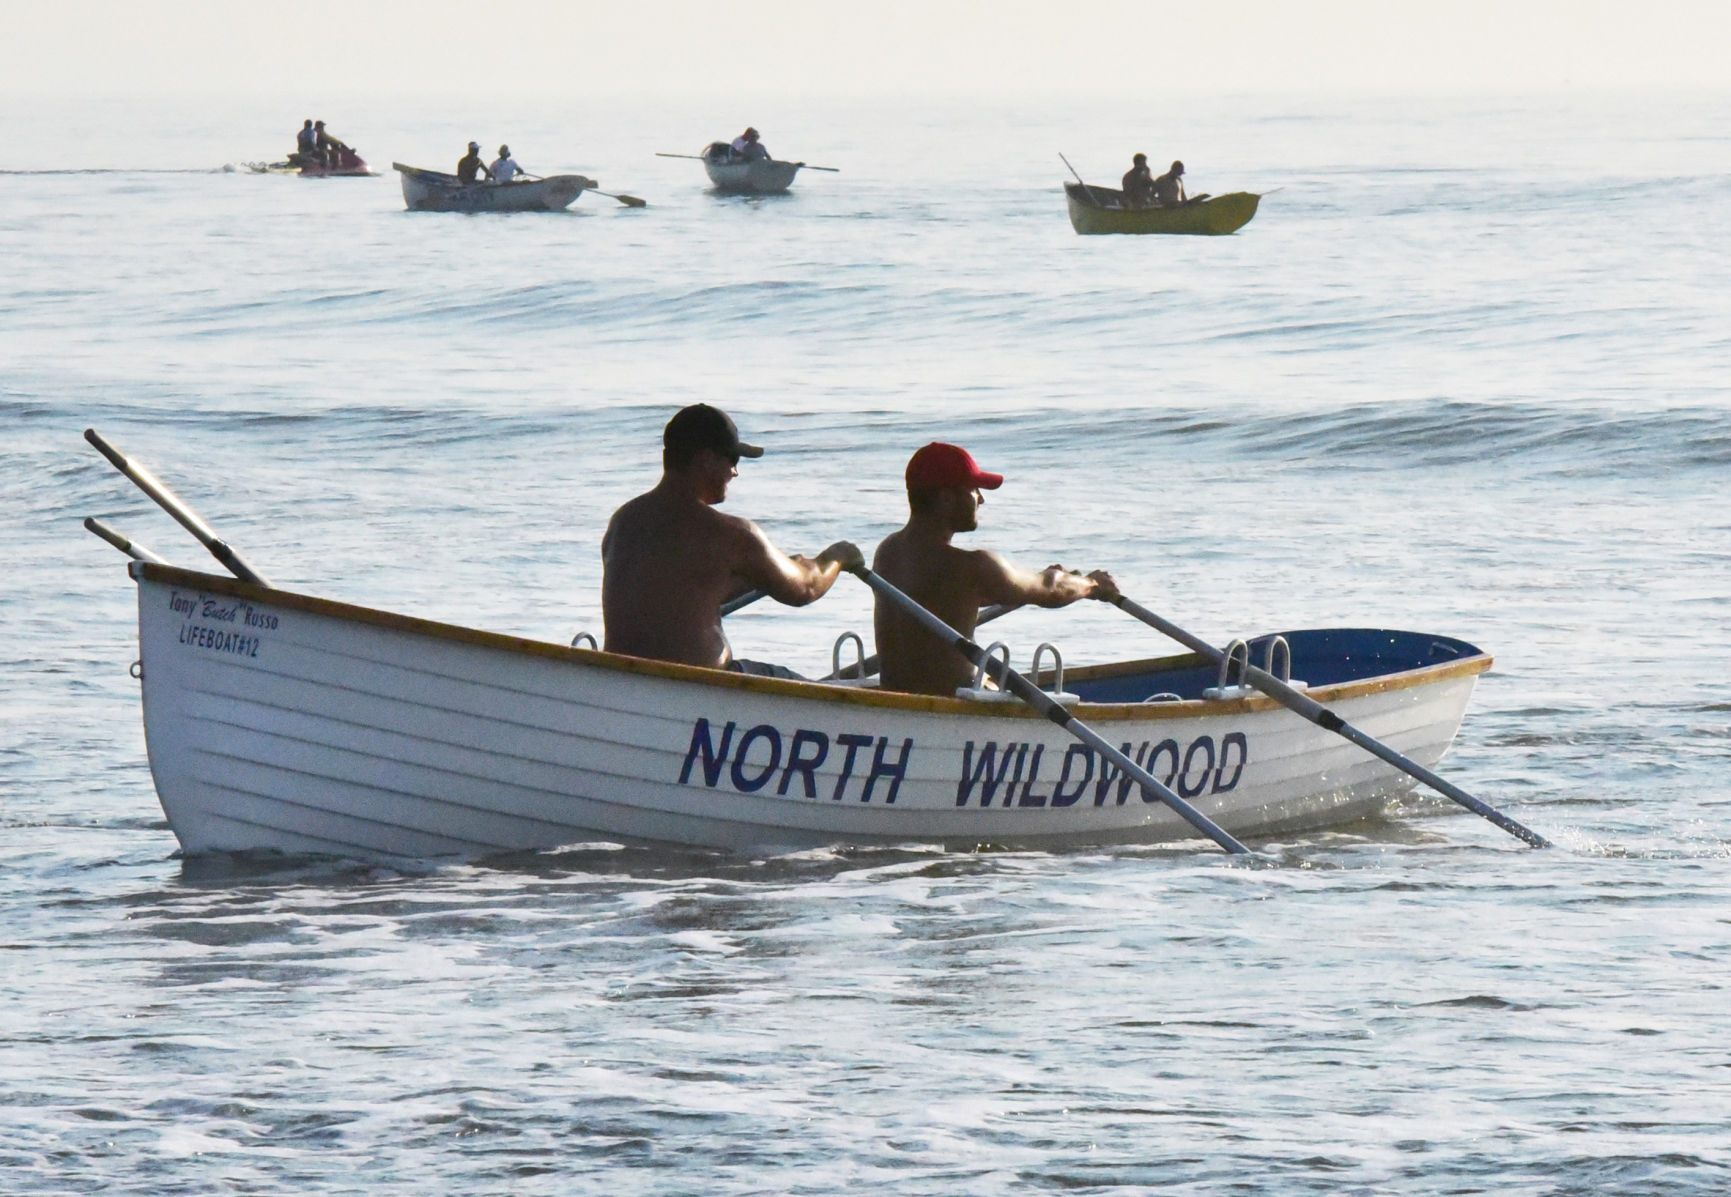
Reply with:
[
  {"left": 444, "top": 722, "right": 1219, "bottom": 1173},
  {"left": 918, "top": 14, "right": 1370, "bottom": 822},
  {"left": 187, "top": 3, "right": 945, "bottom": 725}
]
[{"left": 131, "top": 562, "right": 1491, "bottom": 721}]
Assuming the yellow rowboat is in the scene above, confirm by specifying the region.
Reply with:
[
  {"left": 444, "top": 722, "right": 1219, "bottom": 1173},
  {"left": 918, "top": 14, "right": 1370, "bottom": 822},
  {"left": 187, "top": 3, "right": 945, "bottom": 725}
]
[{"left": 1065, "top": 183, "right": 1259, "bottom": 236}]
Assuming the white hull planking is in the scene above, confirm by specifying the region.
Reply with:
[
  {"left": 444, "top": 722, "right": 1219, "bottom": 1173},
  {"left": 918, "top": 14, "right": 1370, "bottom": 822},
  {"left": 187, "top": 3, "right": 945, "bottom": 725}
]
[
  {"left": 133, "top": 564, "right": 1486, "bottom": 862},
  {"left": 394, "top": 163, "right": 591, "bottom": 212},
  {"left": 703, "top": 158, "right": 803, "bottom": 194}
]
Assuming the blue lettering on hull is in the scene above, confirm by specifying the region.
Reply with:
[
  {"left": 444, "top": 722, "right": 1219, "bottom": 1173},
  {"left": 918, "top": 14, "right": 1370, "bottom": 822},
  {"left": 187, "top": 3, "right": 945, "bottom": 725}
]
[
  {"left": 676, "top": 718, "right": 1251, "bottom": 810},
  {"left": 957, "top": 733, "right": 1248, "bottom": 807},
  {"left": 679, "top": 718, "right": 912, "bottom": 803}
]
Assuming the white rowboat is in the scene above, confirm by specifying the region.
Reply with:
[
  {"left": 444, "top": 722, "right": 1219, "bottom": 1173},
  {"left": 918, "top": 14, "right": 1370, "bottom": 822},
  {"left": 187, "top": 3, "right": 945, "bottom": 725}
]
[
  {"left": 125, "top": 562, "right": 1493, "bottom": 863},
  {"left": 702, "top": 157, "right": 803, "bottom": 194},
  {"left": 393, "top": 163, "right": 594, "bottom": 212}
]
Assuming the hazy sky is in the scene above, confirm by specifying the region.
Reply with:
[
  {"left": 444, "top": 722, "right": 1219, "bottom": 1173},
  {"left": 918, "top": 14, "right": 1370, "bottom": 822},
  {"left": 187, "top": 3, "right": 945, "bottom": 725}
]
[{"left": 11, "top": 0, "right": 1729, "bottom": 98}]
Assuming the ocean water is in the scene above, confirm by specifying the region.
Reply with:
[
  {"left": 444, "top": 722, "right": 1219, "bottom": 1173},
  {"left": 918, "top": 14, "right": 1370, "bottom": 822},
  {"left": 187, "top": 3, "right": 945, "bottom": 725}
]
[{"left": 3, "top": 92, "right": 1730, "bottom": 1193}]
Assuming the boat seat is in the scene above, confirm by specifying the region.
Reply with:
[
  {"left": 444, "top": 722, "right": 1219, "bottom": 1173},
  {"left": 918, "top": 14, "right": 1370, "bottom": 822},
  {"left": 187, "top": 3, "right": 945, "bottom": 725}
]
[
  {"left": 826, "top": 631, "right": 878, "bottom": 688},
  {"left": 956, "top": 641, "right": 1079, "bottom": 706},
  {"left": 1200, "top": 635, "right": 1305, "bottom": 699}
]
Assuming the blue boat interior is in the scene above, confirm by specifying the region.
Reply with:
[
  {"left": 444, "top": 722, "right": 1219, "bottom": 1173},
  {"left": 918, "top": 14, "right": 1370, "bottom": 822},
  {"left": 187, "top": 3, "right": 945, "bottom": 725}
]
[{"left": 1064, "top": 629, "right": 1485, "bottom": 704}]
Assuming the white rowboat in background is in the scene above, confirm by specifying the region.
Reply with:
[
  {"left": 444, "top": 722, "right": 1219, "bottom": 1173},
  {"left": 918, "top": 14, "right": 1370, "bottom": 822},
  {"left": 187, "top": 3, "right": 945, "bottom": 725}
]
[
  {"left": 703, "top": 157, "right": 804, "bottom": 194},
  {"left": 125, "top": 561, "right": 1492, "bottom": 863},
  {"left": 393, "top": 163, "right": 594, "bottom": 212}
]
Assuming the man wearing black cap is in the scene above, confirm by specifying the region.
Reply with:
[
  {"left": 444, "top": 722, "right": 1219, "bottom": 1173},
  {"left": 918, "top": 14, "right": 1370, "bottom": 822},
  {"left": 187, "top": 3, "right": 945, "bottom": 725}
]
[
  {"left": 601, "top": 405, "right": 863, "bottom": 672},
  {"left": 872, "top": 443, "right": 1118, "bottom": 697}
]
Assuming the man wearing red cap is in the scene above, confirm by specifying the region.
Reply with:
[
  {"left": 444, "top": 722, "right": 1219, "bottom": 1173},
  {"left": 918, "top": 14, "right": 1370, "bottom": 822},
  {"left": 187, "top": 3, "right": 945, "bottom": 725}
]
[
  {"left": 603, "top": 404, "right": 863, "bottom": 672},
  {"left": 872, "top": 443, "right": 1119, "bottom": 696}
]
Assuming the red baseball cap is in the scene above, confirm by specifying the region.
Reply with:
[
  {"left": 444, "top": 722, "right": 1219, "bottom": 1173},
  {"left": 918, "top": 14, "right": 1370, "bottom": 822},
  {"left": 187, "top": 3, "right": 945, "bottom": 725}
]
[{"left": 905, "top": 443, "right": 1003, "bottom": 492}]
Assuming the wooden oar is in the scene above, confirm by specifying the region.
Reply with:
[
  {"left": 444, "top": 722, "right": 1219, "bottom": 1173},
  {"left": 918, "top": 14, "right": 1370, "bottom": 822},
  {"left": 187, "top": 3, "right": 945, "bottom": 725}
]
[
  {"left": 656, "top": 152, "right": 837, "bottom": 173},
  {"left": 1059, "top": 152, "right": 1087, "bottom": 186},
  {"left": 850, "top": 566, "right": 1249, "bottom": 855},
  {"left": 1109, "top": 595, "right": 1551, "bottom": 849},
  {"left": 83, "top": 429, "right": 273, "bottom": 587},
  {"left": 522, "top": 171, "right": 646, "bottom": 207},
  {"left": 593, "top": 188, "right": 647, "bottom": 208},
  {"left": 83, "top": 517, "right": 167, "bottom": 564}
]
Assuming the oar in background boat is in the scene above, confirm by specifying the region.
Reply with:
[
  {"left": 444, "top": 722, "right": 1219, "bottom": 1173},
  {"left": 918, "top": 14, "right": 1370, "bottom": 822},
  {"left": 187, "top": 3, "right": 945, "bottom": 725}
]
[
  {"left": 519, "top": 171, "right": 646, "bottom": 207},
  {"left": 850, "top": 565, "right": 1251, "bottom": 855},
  {"left": 82, "top": 428, "right": 274, "bottom": 587},
  {"left": 654, "top": 152, "right": 838, "bottom": 172},
  {"left": 1108, "top": 594, "right": 1552, "bottom": 850}
]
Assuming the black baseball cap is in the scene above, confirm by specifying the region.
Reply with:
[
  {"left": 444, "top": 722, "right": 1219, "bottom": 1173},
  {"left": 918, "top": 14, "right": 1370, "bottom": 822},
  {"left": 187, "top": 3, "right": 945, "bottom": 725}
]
[{"left": 663, "top": 404, "right": 763, "bottom": 460}]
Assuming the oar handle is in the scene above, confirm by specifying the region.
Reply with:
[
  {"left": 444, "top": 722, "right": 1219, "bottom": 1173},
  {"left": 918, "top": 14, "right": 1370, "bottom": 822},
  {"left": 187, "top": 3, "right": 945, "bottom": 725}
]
[
  {"left": 851, "top": 567, "right": 1249, "bottom": 855},
  {"left": 84, "top": 428, "right": 273, "bottom": 588},
  {"left": 719, "top": 588, "right": 766, "bottom": 617},
  {"left": 1110, "top": 595, "right": 1550, "bottom": 849},
  {"left": 84, "top": 517, "right": 166, "bottom": 564}
]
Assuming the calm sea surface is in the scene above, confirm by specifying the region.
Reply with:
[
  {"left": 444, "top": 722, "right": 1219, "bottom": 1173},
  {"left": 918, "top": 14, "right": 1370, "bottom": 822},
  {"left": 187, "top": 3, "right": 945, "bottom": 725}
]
[{"left": 3, "top": 93, "right": 1730, "bottom": 1193}]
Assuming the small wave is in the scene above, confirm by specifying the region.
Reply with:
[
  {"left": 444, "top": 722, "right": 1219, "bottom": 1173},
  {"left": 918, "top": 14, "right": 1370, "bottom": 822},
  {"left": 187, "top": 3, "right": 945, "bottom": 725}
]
[{"left": 1070, "top": 399, "right": 1731, "bottom": 472}]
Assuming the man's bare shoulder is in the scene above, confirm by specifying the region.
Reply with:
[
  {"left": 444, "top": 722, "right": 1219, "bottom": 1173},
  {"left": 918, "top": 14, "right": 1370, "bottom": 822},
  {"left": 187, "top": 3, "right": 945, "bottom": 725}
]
[{"left": 875, "top": 530, "right": 985, "bottom": 569}]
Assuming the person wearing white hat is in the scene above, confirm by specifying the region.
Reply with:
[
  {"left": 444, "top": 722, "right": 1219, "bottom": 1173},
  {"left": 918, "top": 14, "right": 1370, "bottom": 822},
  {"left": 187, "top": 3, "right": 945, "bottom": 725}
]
[
  {"left": 489, "top": 144, "right": 523, "bottom": 184},
  {"left": 456, "top": 141, "right": 491, "bottom": 185}
]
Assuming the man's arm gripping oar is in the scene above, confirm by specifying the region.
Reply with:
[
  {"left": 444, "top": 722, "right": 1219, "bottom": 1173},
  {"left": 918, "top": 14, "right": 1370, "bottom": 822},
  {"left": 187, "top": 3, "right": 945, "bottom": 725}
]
[
  {"left": 848, "top": 565, "right": 1250, "bottom": 855},
  {"left": 1109, "top": 594, "right": 1550, "bottom": 849}
]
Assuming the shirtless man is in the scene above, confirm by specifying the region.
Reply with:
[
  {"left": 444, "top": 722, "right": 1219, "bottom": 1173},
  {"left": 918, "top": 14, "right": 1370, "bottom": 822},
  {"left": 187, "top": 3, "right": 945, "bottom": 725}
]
[
  {"left": 872, "top": 443, "right": 1119, "bottom": 696},
  {"left": 456, "top": 141, "right": 491, "bottom": 184},
  {"left": 313, "top": 120, "right": 349, "bottom": 167},
  {"left": 1151, "top": 159, "right": 1187, "bottom": 207},
  {"left": 602, "top": 404, "right": 862, "bottom": 672},
  {"left": 1122, "top": 152, "right": 1156, "bottom": 207}
]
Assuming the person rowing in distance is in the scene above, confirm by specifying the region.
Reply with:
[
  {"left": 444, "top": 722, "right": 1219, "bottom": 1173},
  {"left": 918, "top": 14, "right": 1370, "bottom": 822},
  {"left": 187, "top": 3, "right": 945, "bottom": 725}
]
[
  {"left": 489, "top": 145, "right": 524, "bottom": 184},
  {"left": 456, "top": 141, "right": 491, "bottom": 184},
  {"left": 602, "top": 404, "right": 863, "bottom": 676},
  {"left": 872, "top": 443, "right": 1119, "bottom": 697},
  {"left": 1151, "top": 159, "right": 1187, "bottom": 207},
  {"left": 730, "top": 127, "right": 771, "bottom": 162},
  {"left": 1122, "top": 152, "right": 1156, "bottom": 207}
]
